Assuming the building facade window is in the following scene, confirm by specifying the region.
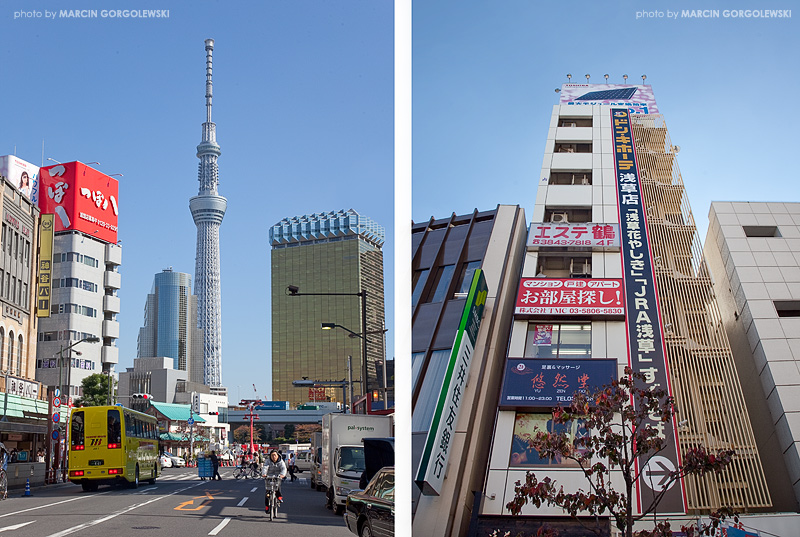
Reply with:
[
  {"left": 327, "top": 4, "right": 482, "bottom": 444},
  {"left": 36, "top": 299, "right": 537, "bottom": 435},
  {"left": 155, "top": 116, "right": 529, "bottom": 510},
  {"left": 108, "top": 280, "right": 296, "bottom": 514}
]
[
  {"left": 454, "top": 261, "right": 481, "bottom": 299},
  {"left": 524, "top": 323, "right": 591, "bottom": 359},
  {"left": 16, "top": 335, "right": 22, "bottom": 376},
  {"left": 412, "top": 348, "right": 451, "bottom": 432},
  {"left": 425, "top": 264, "right": 455, "bottom": 304},
  {"left": 0, "top": 327, "right": 4, "bottom": 371},
  {"left": 7, "top": 331, "right": 13, "bottom": 374},
  {"left": 411, "top": 269, "right": 429, "bottom": 307},
  {"left": 549, "top": 171, "right": 592, "bottom": 185},
  {"left": 510, "top": 412, "right": 587, "bottom": 466}
]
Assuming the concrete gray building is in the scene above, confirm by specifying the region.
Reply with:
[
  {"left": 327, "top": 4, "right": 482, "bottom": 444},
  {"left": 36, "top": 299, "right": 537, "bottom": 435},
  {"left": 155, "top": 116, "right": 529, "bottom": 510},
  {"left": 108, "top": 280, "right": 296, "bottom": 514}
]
[
  {"left": 703, "top": 201, "right": 800, "bottom": 511},
  {"left": 118, "top": 356, "right": 209, "bottom": 407}
]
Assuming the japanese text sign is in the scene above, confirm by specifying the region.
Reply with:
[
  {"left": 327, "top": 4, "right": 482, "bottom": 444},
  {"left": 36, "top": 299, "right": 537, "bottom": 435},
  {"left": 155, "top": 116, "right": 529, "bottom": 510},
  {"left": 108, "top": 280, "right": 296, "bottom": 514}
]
[
  {"left": 36, "top": 214, "right": 54, "bottom": 318},
  {"left": 612, "top": 108, "right": 685, "bottom": 515},
  {"left": 416, "top": 269, "right": 488, "bottom": 496},
  {"left": 515, "top": 278, "right": 624, "bottom": 317},
  {"left": 38, "top": 162, "right": 119, "bottom": 244},
  {"left": 499, "top": 358, "right": 617, "bottom": 409},
  {"left": 527, "top": 223, "right": 620, "bottom": 249}
]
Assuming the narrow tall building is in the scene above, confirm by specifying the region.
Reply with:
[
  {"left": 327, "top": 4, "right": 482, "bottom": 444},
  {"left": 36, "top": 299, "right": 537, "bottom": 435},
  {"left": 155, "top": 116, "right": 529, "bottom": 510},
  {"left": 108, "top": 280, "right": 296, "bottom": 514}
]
[
  {"left": 413, "top": 85, "right": 775, "bottom": 536},
  {"left": 137, "top": 269, "right": 204, "bottom": 385},
  {"left": 270, "top": 209, "right": 385, "bottom": 409},
  {"left": 189, "top": 38, "right": 227, "bottom": 390}
]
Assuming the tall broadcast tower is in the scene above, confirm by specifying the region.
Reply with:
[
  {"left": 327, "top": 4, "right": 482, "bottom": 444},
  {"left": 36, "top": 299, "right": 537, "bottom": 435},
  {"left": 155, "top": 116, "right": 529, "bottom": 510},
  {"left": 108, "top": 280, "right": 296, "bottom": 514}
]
[{"left": 189, "top": 38, "right": 226, "bottom": 388}]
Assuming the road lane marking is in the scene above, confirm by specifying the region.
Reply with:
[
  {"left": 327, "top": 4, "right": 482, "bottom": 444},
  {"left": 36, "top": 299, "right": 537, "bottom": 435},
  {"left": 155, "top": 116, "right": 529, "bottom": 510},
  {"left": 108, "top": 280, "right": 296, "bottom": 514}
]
[
  {"left": 208, "top": 517, "right": 231, "bottom": 536},
  {"left": 45, "top": 482, "right": 202, "bottom": 537},
  {"left": 0, "top": 493, "right": 110, "bottom": 519},
  {"left": 236, "top": 497, "right": 248, "bottom": 507},
  {"left": 0, "top": 521, "right": 35, "bottom": 532},
  {"left": 250, "top": 487, "right": 257, "bottom": 492}
]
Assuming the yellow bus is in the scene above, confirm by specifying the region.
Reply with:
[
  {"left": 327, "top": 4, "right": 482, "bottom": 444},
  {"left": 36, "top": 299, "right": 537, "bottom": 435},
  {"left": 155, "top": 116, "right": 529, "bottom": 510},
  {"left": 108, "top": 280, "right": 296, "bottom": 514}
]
[{"left": 68, "top": 405, "right": 159, "bottom": 491}]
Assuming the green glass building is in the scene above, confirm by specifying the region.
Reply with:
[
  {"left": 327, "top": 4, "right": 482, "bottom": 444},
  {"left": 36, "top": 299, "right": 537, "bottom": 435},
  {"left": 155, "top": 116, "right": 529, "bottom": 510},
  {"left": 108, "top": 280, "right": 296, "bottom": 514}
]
[{"left": 270, "top": 209, "right": 385, "bottom": 408}]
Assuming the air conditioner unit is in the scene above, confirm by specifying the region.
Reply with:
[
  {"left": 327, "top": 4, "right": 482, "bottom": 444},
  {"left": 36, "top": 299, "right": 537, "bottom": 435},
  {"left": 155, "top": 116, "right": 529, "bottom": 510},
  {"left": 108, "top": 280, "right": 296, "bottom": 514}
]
[
  {"left": 570, "top": 259, "right": 591, "bottom": 276},
  {"left": 550, "top": 212, "right": 569, "bottom": 224}
]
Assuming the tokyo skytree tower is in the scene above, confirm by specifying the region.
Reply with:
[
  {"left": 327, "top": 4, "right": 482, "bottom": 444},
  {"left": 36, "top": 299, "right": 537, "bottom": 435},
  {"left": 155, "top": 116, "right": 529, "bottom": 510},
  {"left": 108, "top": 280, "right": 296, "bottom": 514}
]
[{"left": 189, "top": 38, "right": 227, "bottom": 388}]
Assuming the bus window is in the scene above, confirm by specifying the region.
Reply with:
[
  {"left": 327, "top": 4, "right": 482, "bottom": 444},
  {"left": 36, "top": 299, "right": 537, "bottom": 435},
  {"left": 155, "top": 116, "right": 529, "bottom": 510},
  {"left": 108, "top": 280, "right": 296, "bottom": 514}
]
[
  {"left": 71, "top": 410, "right": 85, "bottom": 449},
  {"left": 107, "top": 409, "right": 121, "bottom": 448}
]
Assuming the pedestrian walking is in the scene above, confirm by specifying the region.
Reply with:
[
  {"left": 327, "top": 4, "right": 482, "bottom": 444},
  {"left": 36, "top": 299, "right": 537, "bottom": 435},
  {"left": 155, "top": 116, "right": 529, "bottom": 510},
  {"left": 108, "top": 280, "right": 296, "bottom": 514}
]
[
  {"left": 210, "top": 450, "right": 222, "bottom": 480},
  {"left": 288, "top": 452, "right": 296, "bottom": 482}
]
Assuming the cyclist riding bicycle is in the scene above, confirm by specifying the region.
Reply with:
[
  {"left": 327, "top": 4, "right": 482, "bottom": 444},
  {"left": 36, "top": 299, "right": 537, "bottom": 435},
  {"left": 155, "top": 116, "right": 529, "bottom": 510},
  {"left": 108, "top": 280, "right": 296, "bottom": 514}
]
[{"left": 261, "top": 449, "right": 287, "bottom": 512}]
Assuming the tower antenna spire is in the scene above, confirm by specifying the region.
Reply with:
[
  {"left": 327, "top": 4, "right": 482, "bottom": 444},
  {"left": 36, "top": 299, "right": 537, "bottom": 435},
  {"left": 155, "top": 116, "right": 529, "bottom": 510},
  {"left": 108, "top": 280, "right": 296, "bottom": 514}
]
[{"left": 205, "top": 38, "right": 214, "bottom": 124}]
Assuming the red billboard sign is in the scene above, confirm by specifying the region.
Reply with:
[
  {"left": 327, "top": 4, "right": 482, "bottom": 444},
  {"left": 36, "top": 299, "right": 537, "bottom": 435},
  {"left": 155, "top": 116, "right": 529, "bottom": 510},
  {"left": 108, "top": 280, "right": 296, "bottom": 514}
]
[
  {"left": 38, "top": 162, "right": 119, "bottom": 244},
  {"left": 515, "top": 278, "right": 624, "bottom": 316}
]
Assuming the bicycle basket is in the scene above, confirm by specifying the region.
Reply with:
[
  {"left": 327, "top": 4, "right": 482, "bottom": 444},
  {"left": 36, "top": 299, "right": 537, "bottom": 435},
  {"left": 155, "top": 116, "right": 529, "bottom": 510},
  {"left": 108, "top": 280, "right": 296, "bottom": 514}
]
[{"left": 264, "top": 477, "right": 280, "bottom": 491}]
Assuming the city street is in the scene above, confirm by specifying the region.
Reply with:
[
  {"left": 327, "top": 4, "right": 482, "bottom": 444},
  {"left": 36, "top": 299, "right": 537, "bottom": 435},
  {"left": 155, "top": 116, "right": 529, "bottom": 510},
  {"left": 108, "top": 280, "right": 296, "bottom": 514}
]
[{"left": 0, "top": 467, "right": 352, "bottom": 537}]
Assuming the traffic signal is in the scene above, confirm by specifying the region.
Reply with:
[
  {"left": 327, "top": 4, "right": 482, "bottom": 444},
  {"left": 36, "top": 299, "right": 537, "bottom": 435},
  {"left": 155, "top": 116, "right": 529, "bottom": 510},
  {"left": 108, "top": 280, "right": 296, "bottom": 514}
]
[
  {"left": 208, "top": 412, "right": 219, "bottom": 415},
  {"left": 131, "top": 393, "right": 152, "bottom": 400}
]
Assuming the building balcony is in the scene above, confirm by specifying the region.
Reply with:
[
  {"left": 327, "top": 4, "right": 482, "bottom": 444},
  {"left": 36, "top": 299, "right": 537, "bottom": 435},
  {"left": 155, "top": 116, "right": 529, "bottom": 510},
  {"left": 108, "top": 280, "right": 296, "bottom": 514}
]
[
  {"left": 105, "top": 243, "right": 122, "bottom": 266},
  {"left": 104, "top": 271, "right": 121, "bottom": 290},
  {"left": 102, "top": 319, "right": 120, "bottom": 339},
  {"left": 103, "top": 295, "right": 121, "bottom": 314},
  {"left": 102, "top": 345, "right": 119, "bottom": 365},
  {"left": 550, "top": 152, "right": 593, "bottom": 171},
  {"left": 555, "top": 126, "right": 593, "bottom": 142}
]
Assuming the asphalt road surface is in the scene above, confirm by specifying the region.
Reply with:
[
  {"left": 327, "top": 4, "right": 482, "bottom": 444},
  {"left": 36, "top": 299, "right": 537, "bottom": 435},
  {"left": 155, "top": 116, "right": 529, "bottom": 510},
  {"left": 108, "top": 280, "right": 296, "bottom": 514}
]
[{"left": 0, "top": 466, "right": 354, "bottom": 537}]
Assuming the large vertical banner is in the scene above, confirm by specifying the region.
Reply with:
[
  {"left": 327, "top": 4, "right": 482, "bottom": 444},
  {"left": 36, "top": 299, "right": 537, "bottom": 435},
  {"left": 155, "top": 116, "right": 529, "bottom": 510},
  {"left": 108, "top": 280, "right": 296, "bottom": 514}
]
[
  {"left": 612, "top": 108, "right": 686, "bottom": 515},
  {"left": 37, "top": 214, "right": 55, "bottom": 318},
  {"left": 415, "top": 269, "right": 488, "bottom": 495}
]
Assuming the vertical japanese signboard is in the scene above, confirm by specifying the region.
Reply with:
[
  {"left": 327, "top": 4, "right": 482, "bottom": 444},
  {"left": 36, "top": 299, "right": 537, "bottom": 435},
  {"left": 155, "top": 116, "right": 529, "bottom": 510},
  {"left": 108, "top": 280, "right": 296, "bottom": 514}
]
[
  {"left": 415, "top": 269, "right": 488, "bottom": 495},
  {"left": 612, "top": 108, "right": 686, "bottom": 515},
  {"left": 37, "top": 214, "right": 54, "bottom": 318}
]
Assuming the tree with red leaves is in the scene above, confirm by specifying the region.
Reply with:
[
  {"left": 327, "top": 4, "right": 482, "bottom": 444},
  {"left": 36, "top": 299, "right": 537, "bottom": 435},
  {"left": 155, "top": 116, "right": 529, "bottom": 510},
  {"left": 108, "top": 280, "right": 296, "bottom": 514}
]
[{"left": 505, "top": 367, "right": 735, "bottom": 537}]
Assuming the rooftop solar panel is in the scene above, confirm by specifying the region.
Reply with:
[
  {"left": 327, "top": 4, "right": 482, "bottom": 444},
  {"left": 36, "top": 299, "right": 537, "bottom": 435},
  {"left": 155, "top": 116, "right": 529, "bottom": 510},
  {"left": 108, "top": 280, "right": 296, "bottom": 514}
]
[{"left": 575, "top": 88, "right": 638, "bottom": 101}]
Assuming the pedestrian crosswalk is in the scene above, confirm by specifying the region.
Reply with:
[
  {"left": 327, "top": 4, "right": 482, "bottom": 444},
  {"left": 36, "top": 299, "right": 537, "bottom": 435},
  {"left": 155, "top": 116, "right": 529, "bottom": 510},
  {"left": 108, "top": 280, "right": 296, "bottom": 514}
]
[{"left": 156, "top": 471, "right": 311, "bottom": 484}]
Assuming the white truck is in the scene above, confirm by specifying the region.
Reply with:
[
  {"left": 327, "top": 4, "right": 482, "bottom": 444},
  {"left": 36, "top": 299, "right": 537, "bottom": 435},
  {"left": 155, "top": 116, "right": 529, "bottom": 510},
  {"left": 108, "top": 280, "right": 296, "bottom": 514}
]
[{"left": 321, "top": 413, "right": 394, "bottom": 515}]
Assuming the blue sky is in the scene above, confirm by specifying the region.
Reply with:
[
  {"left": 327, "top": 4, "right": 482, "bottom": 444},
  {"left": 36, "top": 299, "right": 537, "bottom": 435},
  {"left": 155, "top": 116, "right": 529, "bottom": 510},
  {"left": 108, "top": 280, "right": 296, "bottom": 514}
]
[
  {"left": 1, "top": 0, "right": 394, "bottom": 401},
  {"left": 412, "top": 0, "right": 799, "bottom": 241}
]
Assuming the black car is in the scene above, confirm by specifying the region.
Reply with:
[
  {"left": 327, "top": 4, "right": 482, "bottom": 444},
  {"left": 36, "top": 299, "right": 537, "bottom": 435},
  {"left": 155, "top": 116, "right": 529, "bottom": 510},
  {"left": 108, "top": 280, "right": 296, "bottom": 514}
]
[{"left": 344, "top": 466, "right": 394, "bottom": 537}]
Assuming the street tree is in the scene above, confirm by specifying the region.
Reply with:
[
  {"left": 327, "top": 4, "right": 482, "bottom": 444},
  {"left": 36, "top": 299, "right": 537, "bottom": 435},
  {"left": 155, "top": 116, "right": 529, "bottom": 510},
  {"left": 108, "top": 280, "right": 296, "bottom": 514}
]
[
  {"left": 295, "top": 423, "right": 322, "bottom": 442},
  {"left": 233, "top": 424, "right": 262, "bottom": 445},
  {"left": 73, "top": 373, "right": 115, "bottom": 406},
  {"left": 506, "top": 367, "right": 735, "bottom": 537}
]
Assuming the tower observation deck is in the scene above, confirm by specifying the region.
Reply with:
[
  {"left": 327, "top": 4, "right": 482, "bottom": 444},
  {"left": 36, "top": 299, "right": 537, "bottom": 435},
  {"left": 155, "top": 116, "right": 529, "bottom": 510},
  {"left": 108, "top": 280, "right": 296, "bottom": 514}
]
[{"left": 189, "top": 38, "right": 227, "bottom": 388}]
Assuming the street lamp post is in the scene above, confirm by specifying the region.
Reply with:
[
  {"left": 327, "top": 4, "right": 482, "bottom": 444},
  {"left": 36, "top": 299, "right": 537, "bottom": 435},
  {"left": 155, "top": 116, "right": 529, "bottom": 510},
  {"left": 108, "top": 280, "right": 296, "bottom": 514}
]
[
  {"left": 54, "top": 336, "right": 100, "bottom": 482},
  {"left": 321, "top": 323, "right": 389, "bottom": 406},
  {"left": 287, "top": 286, "right": 369, "bottom": 403}
]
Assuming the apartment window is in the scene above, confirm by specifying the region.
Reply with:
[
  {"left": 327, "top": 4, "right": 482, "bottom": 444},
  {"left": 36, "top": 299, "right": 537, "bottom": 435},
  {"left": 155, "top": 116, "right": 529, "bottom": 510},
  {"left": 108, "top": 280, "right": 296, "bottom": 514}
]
[
  {"left": 453, "top": 261, "right": 481, "bottom": 299},
  {"left": 411, "top": 269, "right": 429, "bottom": 307},
  {"left": 558, "top": 118, "right": 592, "bottom": 127},
  {"left": 510, "top": 412, "right": 588, "bottom": 466},
  {"left": 774, "top": 301, "right": 800, "bottom": 318},
  {"left": 549, "top": 172, "right": 592, "bottom": 185},
  {"left": 424, "top": 264, "right": 455, "bottom": 304},
  {"left": 16, "top": 335, "right": 22, "bottom": 376},
  {"left": 554, "top": 143, "right": 592, "bottom": 153},
  {"left": 524, "top": 323, "right": 591, "bottom": 359},
  {"left": 743, "top": 226, "right": 780, "bottom": 238},
  {"left": 536, "top": 255, "right": 592, "bottom": 278},
  {"left": 1, "top": 224, "right": 4, "bottom": 251}
]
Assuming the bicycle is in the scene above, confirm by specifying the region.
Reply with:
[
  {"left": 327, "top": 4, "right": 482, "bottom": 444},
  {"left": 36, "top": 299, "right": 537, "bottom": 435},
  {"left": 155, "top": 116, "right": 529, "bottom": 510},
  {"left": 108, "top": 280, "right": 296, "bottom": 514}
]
[
  {"left": 233, "top": 465, "right": 247, "bottom": 480},
  {"left": 264, "top": 476, "right": 280, "bottom": 521}
]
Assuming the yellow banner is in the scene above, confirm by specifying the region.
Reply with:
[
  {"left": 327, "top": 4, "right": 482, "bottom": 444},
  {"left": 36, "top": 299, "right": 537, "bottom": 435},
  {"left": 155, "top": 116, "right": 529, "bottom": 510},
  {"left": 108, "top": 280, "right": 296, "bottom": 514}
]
[{"left": 36, "top": 214, "right": 54, "bottom": 318}]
